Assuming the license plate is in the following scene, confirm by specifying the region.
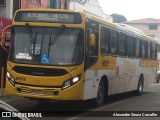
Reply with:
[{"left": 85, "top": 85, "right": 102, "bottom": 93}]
[{"left": 31, "top": 89, "right": 43, "bottom": 94}]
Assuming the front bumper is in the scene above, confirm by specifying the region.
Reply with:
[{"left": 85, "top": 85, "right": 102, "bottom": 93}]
[{"left": 5, "top": 78, "right": 83, "bottom": 100}]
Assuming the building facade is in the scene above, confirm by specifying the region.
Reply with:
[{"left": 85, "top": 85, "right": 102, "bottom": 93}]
[
  {"left": 0, "top": 0, "right": 48, "bottom": 86},
  {"left": 124, "top": 18, "right": 160, "bottom": 41},
  {"left": 48, "top": 0, "right": 113, "bottom": 22},
  {"left": 68, "top": 0, "right": 113, "bottom": 22},
  {"left": 21, "top": 0, "right": 48, "bottom": 9},
  {"left": 0, "top": 0, "right": 48, "bottom": 19}
]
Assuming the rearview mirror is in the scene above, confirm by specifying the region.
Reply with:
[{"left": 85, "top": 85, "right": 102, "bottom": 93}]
[
  {"left": 1, "top": 32, "right": 6, "bottom": 46},
  {"left": 1, "top": 25, "right": 11, "bottom": 50}
]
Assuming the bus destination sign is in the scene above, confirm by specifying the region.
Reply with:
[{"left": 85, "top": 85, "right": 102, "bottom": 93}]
[{"left": 15, "top": 11, "right": 82, "bottom": 24}]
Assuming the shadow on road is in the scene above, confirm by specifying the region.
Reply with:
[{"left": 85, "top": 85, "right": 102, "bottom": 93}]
[{"left": 18, "top": 91, "right": 148, "bottom": 117}]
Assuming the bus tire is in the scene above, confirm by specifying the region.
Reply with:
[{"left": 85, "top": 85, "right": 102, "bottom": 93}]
[
  {"left": 135, "top": 75, "right": 144, "bottom": 96},
  {"left": 93, "top": 80, "right": 105, "bottom": 106}
]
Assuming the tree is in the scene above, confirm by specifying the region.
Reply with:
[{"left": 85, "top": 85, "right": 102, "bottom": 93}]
[{"left": 110, "top": 14, "right": 127, "bottom": 23}]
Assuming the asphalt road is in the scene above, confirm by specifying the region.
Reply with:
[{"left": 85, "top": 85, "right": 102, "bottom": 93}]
[{"left": 4, "top": 83, "right": 160, "bottom": 120}]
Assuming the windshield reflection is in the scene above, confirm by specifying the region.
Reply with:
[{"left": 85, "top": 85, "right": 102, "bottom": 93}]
[{"left": 9, "top": 26, "right": 84, "bottom": 66}]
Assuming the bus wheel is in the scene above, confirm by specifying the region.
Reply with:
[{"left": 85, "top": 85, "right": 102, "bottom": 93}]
[
  {"left": 94, "top": 80, "right": 105, "bottom": 106},
  {"left": 135, "top": 76, "right": 144, "bottom": 96}
]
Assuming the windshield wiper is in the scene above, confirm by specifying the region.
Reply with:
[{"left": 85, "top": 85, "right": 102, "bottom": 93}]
[
  {"left": 50, "top": 24, "right": 65, "bottom": 45},
  {"left": 25, "top": 23, "right": 34, "bottom": 44},
  {"left": 47, "top": 24, "right": 65, "bottom": 56},
  {"left": 32, "top": 31, "right": 37, "bottom": 55},
  {"left": 25, "top": 23, "right": 37, "bottom": 55}
]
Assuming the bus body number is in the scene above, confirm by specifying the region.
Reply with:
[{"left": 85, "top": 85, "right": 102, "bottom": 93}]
[{"left": 16, "top": 77, "right": 26, "bottom": 81}]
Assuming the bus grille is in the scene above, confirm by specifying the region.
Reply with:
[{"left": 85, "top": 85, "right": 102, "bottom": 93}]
[
  {"left": 13, "top": 66, "right": 68, "bottom": 76},
  {"left": 18, "top": 86, "right": 56, "bottom": 96}
]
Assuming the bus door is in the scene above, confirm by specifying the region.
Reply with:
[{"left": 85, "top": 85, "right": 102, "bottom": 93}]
[
  {"left": 83, "top": 19, "right": 99, "bottom": 99},
  {"left": 85, "top": 19, "right": 99, "bottom": 69}
]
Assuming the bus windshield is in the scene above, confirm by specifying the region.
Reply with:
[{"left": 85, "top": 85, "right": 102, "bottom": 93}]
[{"left": 9, "top": 26, "right": 84, "bottom": 66}]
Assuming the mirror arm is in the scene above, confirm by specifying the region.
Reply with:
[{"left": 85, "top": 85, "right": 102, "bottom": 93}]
[{"left": 1, "top": 25, "right": 12, "bottom": 49}]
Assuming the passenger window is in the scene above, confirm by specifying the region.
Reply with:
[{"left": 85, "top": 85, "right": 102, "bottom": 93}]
[
  {"left": 152, "top": 43, "right": 157, "bottom": 59},
  {"left": 135, "top": 38, "right": 139, "bottom": 57},
  {"left": 127, "top": 36, "right": 135, "bottom": 57},
  {"left": 101, "top": 27, "right": 110, "bottom": 55},
  {"left": 119, "top": 32, "right": 127, "bottom": 56},
  {"left": 141, "top": 40, "right": 148, "bottom": 58},
  {"left": 111, "top": 30, "right": 118, "bottom": 55},
  {"left": 148, "top": 42, "right": 151, "bottom": 59}
]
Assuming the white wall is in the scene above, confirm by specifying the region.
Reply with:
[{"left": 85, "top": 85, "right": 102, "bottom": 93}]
[
  {"left": 0, "top": 0, "right": 13, "bottom": 19},
  {"left": 6, "top": 0, "right": 13, "bottom": 19},
  {"left": 68, "top": 0, "right": 113, "bottom": 22},
  {"left": 0, "top": 7, "right": 6, "bottom": 17}
]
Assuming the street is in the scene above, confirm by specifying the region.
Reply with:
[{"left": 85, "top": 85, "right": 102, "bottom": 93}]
[{"left": 2, "top": 83, "right": 160, "bottom": 120}]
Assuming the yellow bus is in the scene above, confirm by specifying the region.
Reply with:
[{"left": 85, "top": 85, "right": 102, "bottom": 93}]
[
  {"left": 157, "top": 42, "right": 160, "bottom": 83},
  {"left": 3, "top": 9, "right": 158, "bottom": 105}
]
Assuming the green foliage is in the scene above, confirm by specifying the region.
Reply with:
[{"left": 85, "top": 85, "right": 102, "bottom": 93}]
[{"left": 110, "top": 14, "right": 127, "bottom": 23}]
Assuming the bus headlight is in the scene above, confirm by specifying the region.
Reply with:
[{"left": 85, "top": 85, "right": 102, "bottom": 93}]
[
  {"left": 7, "top": 72, "right": 15, "bottom": 86},
  {"left": 62, "top": 75, "right": 81, "bottom": 90}
]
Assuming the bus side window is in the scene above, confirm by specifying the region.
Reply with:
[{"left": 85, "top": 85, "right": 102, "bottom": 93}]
[
  {"left": 157, "top": 44, "right": 160, "bottom": 60},
  {"left": 151, "top": 43, "right": 157, "bottom": 59},
  {"left": 85, "top": 19, "right": 99, "bottom": 69},
  {"left": 139, "top": 39, "right": 142, "bottom": 58},
  {"left": 148, "top": 42, "right": 151, "bottom": 59},
  {"left": 100, "top": 26, "right": 110, "bottom": 55},
  {"left": 111, "top": 30, "right": 118, "bottom": 55},
  {"left": 119, "top": 32, "right": 127, "bottom": 57},
  {"left": 90, "top": 31, "right": 98, "bottom": 56},
  {"left": 135, "top": 38, "right": 139, "bottom": 58},
  {"left": 127, "top": 35, "right": 135, "bottom": 57},
  {"left": 141, "top": 40, "right": 148, "bottom": 58}
]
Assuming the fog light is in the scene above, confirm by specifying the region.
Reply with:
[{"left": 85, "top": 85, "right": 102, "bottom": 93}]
[
  {"left": 16, "top": 87, "right": 22, "bottom": 93},
  {"left": 53, "top": 91, "right": 59, "bottom": 96}
]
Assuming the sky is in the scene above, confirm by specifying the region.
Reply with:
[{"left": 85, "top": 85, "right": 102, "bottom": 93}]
[{"left": 98, "top": 0, "right": 160, "bottom": 21}]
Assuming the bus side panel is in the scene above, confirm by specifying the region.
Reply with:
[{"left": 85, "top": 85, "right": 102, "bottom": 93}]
[
  {"left": 6, "top": 77, "right": 14, "bottom": 95},
  {"left": 82, "top": 58, "right": 157, "bottom": 100},
  {"left": 117, "top": 57, "right": 139, "bottom": 93},
  {"left": 140, "top": 59, "right": 157, "bottom": 87},
  {"left": 83, "top": 70, "right": 99, "bottom": 100}
]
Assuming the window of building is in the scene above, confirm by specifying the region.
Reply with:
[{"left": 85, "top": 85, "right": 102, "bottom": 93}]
[
  {"left": 49, "top": 0, "right": 61, "bottom": 8},
  {"left": 28, "top": 0, "right": 41, "bottom": 5},
  {"left": 0, "top": 0, "right": 5, "bottom": 6},
  {"left": 149, "top": 24, "right": 158, "bottom": 30}
]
